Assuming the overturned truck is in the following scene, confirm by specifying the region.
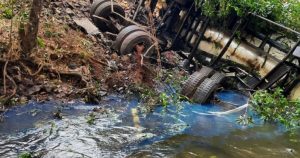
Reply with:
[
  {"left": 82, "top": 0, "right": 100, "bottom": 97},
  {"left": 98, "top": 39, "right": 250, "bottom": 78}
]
[{"left": 89, "top": 0, "right": 300, "bottom": 102}]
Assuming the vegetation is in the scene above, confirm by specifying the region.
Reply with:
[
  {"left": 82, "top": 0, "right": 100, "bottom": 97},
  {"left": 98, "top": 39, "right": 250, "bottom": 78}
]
[
  {"left": 18, "top": 152, "right": 32, "bottom": 158},
  {"left": 250, "top": 88, "right": 300, "bottom": 129},
  {"left": 86, "top": 113, "right": 96, "bottom": 125},
  {"left": 0, "top": 0, "right": 104, "bottom": 106},
  {"left": 196, "top": 0, "right": 300, "bottom": 31}
]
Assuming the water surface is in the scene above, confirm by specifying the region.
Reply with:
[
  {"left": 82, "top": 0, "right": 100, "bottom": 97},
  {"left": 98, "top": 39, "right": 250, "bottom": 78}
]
[{"left": 0, "top": 91, "right": 299, "bottom": 158}]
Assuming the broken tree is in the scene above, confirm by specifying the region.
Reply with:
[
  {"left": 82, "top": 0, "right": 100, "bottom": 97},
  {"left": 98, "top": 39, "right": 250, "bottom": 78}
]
[{"left": 19, "top": 0, "right": 43, "bottom": 58}]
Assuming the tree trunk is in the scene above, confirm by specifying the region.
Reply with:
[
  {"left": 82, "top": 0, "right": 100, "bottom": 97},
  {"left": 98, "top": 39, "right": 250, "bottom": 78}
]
[{"left": 20, "top": 0, "right": 43, "bottom": 58}]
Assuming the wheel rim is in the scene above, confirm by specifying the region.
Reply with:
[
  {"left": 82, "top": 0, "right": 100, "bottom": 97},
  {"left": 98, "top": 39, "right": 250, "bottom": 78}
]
[
  {"left": 93, "top": 1, "right": 125, "bottom": 32},
  {"left": 90, "top": 0, "right": 109, "bottom": 19},
  {"left": 119, "top": 31, "right": 153, "bottom": 55},
  {"left": 114, "top": 25, "right": 145, "bottom": 54}
]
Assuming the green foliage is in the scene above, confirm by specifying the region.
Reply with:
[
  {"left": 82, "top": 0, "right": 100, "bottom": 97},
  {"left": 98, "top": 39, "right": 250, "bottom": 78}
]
[
  {"left": 3, "top": 8, "right": 13, "bottom": 19},
  {"left": 250, "top": 88, "right": 300, "bottom": 129},
  {"left": 134, "top": 69, "right": 189, "bottom": 111},
  {"left": 198, "top": 0, "right": 300, "bottom": 31},
  {"left": 138, "top": 85, "right": 160, "bottom": 108},
  {"left": 236, "top": 114, "right": 253, "bottom": 126},
  {"left": 18, "top": 10, "right": 29, "bottom": 23},
  {"left": 18, "top": 152, "right": 32, "bottom": 158},
  {"left": 49, "top": 122, "right": 56, "bottom": 135},
  {"left": 37, "top": 37, "right": 45, "bottom": 48},
  {"left": 86, "top": 113, "right": 96, "bottom": 125},
  {"left": 160, "top": 93, "right": 169, "bottom": 107}
]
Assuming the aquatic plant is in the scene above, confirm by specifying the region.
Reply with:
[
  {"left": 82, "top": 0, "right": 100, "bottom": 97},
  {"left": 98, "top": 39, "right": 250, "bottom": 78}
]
[
  {"left": 250, "top": 88, "right": 300, "bottom": 129},
  {"left": 86, "top": 113, "right": 96, "bottom": 125},
  {"left": 18, "top": 152, "right": 32, "bottom": 158}
]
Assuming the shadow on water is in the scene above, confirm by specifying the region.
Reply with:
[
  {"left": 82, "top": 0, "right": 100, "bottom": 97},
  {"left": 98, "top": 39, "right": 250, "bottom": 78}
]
[{"left": 0, "top": 91, "right": 299, "bottom": 158}]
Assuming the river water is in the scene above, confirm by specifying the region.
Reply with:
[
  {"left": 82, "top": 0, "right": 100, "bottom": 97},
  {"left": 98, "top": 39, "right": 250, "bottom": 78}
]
[{"left": 0, "top": 91, "right": 299, "bottom": 158}]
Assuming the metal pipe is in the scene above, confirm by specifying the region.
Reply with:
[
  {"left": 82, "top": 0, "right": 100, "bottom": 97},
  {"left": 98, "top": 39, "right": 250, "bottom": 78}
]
[{"left": 250, "top": 13, "right": 300, "bottom": 36}]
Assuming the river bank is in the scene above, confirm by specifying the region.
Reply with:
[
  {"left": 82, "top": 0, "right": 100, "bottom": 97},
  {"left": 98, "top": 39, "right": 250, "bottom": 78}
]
[{"left": 0, "top": 0, "right": 180, "bottom": 111}]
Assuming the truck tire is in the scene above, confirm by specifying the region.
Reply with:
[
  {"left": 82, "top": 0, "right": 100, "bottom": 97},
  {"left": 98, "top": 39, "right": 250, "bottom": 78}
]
[
  {"left": 114, "top": 25, "right": 145, "bottom": 54},
  {"left": 210, "top": 72, "right": 225, "bottom": 84},
  {"left": 119, "top": 31, "right": 153, "bottom": 55},
  {"left": 192, "top": 78, "right": 220, "bottom": 104},
  {"left": 90, "top": 0, "right": 109, "bottom": 18},
  {"left": 93, "top": 1, "right": 125, "bottom": 32},
  {"left": 181, "top": 66, "right": 214, "bottom": 98}
]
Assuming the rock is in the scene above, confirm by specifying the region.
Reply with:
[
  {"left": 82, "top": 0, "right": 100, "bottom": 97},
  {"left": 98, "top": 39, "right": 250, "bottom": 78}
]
[
  {"left": 93, "top": 107, "right": 108, "bottom": 114},
  {"left": 118, "top": 87, "right": 124, "bottom": 92},
  {"left": 108, "top": 61, "right": 118, "bottom": 71},
  {"left": 23, "top": 78, "right": 34, "bottom": 86},
  {"left": 19, "top": 97, "right": 28, "bottom": 105},
  {"left": 52, "top": 2, "right": 62, "bottom": 7},
  {"left": 111, "top": 53, "right": 119, "bottom": 60},
  {"left": 53, "top": 110, "right": 63, "bottom": 119},
  {"left": 44, "top": 85, "right": 55, "bottom": 93},
  {"left": 73, "top": 18, "right": 100, "bottom": 35},
  {"left": 99, "top": 90, "right": 107, "bottom": 97},
  {"left": 28, "top": 85, "right": 42, "bottom": 95},
  {"left": 66, "top": 8, "right": 75, "bottom": 16},
  {"left": 55, "top": 8, "right": 62, "bottom": 14},
  {"left": 68, "top": 63, "right": 77, "bottom": 69}
]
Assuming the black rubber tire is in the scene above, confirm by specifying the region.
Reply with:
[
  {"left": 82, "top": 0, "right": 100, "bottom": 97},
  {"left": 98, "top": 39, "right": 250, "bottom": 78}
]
[
  {"left": 119, "top": 31, "right": 153, "bottom": 55},
  {"left": 114, "top": 25, "right": 145, "bottom": 54},
  {"left": 90, "top": 0, "right": 109, "bottom": 19},
  {"left": 210, "top": 72, "right": 226, "bottom": 84},
  {"left": 181, "top": 66, "right": 214, "bottom": 98},
  {"left": 192, "top": 78, "right": 220, "bottom": 104},
  {"left": 93, "top": 1, "right": 125, "bottom": 32}
]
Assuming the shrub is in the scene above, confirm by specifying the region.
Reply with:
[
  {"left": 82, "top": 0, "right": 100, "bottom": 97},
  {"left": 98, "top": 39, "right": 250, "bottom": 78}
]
[
  {"left": 250, "top": 88, "right": 300, "bottom": 129},
  {"left": 197, "top": 0, "right": 300, "bottom": 31}
]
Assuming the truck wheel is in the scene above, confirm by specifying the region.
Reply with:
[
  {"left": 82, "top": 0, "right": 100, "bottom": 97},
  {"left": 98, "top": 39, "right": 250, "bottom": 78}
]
[
  {"left": 181, "top": 66, "right": 214, "bottom": 98},
  {"left": 119, "top": 31, "right": 153, "bottom": 55},
  {"left": 114, "top": 25, "right": 145, "bottom": 53},
  {"left": 210, "top": 72, "right": 225, "bottom": 84},
  {"left": 90, "top": 0, "right": 109, "bottom": 19},
  {"left": 93, "top": 1, "right": 125, "bottom": 32},
  {"left": 192, "top": 78, "right": 220, "bottom": 104}
]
